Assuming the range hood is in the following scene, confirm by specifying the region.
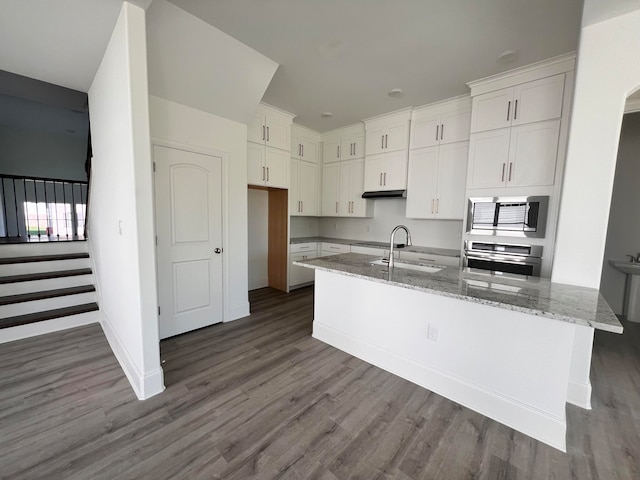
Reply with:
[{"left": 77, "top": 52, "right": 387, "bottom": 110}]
[{"left": 361, "top": 190, "right": 406, "bottom": 199}]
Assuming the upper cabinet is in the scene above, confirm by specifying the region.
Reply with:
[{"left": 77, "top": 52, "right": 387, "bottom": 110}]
[
  {"left": 363, "top": 110, "right": 411, "bottom": 191},
  {"left": 291, "top": 125, "right": 320, "bottom": 163},
  {"left": 411, "top": 96, "right": 471, "bottom": 149},
  {"left": 248, "top": 103, "right": 295, "bottom": 188},
  {"left": 321, "top": 124, "right": 365, "bottom": 164},
  {"left": 248, "top": 104, "right": 293, "bottom": 151},
  {"left": 470, "top": 74, "right": 565, "bottom": 133}
]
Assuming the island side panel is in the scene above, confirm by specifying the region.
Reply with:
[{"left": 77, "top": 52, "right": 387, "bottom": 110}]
[
  {"left": 568, "top": 326, "right": 595, "bottom": 409},
  {"left": 312, "top": 269, "right": 575, "bottom": 452}
]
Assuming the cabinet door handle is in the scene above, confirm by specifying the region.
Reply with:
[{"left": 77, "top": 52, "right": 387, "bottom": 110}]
[
  {"left": 501, "top": 163, "right": 506, "bottom": 182},
  {"left": 353, "top": 143, "right": 356, "bottom": 156},
  {"left": 336, "top": 201, "right": 338, "bottom": 213},
  {"left": 383, "top": 172, "right": 386, "bottom": 186},
  {"left": 262, "top": 125, "right": 265, "bottom": 141},
  {"left": 436, "top": 125, "right": 439, "bottom": 141},
  {"left": 436, "top": 198, "right": 439, "bottom": 213},
  {"left": 514, "top": 99, "right": 518, "bottom": 120},
  {"left": 431, "top": 199, "right": 434, "bottom": 214},
  {"left": 262, "top": 166, "right": 265, "bottom": 181},
  {"left": 381, "top": 135, "right": 384, "bottom": 149},
  {"left": 379, "top": 173, "right": 383, "bottom": 186},
  {"left": 301, "top": 200, "right": 303, "bottom": 211},
  {"left": 302, "top": 144, "right": 304, "bottom": 157},
  {"left": 266, "top": 167, "right": 269, "bottom": 181},
  {"left": 266, "top": 126, "right": 270, "bottom": 141},
  {"left": 298, "top": 144, "right": 301, "bottom": 156},
  {"left": 337, "top": 145, "right": 340, "bottom": 158},
  {"left": 441, "top": 124, "right": 444, "bottom": 140},
  {"left": 508, "top": 163, "right": 513, "bottom": 182},
  {"left": 507, "top": 101, "right": 511, "bottom": 121},
  {"left": 385, "top": 134, "right": 388, "bottom": 149}
]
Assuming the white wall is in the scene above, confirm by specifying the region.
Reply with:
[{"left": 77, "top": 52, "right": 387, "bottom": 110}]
[
  {"left": 248, "top": 189, "right": 268, "bottom": 290},
  {"left": 552, "top": 9, "right": 640, "bottom": 288},
  {"left": 88, "top": 1, "right": 163, "bottom": 400},
  {"left": 148, "top": 96, "right": 250, "bottom": 320},
  {"left": 600, "top": 112, "right": 640, "bottom": 314},
  {"left": 0, "top": 125, "right": 87, "bottom": 181},
  {"left": 290, "top": 216, "right": 320, "bottom": 238},
  {"left": 319, "top": 199, "right": 462, "bottom": 249}
]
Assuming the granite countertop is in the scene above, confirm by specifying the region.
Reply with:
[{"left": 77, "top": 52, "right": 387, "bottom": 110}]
[
  {"left": 294, "top": 253, "right": 623, "bottom": 333},
  {"left": 290, "top": 236, "right": 460, "bottom": 258}
]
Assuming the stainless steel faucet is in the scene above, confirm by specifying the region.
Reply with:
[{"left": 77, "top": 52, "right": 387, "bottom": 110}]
[
  {"left": 626, "top": 253, "right": 640, "bottom": 263},
  {"left": 389, "top": 225, "right": 412, "bottom": 269}
]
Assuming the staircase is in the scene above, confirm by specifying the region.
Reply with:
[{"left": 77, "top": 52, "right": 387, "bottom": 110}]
[{"left": 0, "top": 241, "right": 99, "bottom": 343}]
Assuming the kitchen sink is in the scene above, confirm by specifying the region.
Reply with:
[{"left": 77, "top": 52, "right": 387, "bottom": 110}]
[{"left": 369, "top": 259, "right": 442, "bottom": 273}]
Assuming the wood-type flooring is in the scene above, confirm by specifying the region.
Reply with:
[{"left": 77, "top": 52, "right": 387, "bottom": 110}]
[{"left": 0, "top": 286, "right": 639, "bottom": 479}]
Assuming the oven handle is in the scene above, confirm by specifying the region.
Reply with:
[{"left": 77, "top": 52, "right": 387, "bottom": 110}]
[{"left": 464, "top": 251, "right": 542, "bottom": 265}]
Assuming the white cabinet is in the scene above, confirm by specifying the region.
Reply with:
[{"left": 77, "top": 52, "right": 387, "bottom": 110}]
[
  {"left": 248, "top": 143, "right": 289, "bottom": 188},
  {"left": 291, "top": 125, "right": 320, "bottom": 163},
  {"left": 363, "top": 150, "right": 407, "bottom": 192},
  {"left": 406, "top": 142, "right": 468, "bottom": 219},
  {"left": 321, "top": 160, "right": 372, "bottom": 217},
  {"left": 322, "top": 125, "right": 365, "bottom": 164},
  {"left": 470, "top": 74, "right": 565, "bottom": 133},
  {"left": 411, "top": 97, "right": 471, "bottom": 149},
  {"left": 290, "top": 159, "right": 318, "bottom": 216},
  {"left": 364, "top": 110, "right": 411, "bottom": 191},
  {"left": 320, "top": 242, "right": 350, "bottom": 256},
  {"left": 467, "top": 120, "right": 560, "bottom": 189},
  {"left": 289, "top": 252, "right": 317, "bottom": 287},
  {"left": 248, "top": 105, "right": 292, "bottom": 151}
]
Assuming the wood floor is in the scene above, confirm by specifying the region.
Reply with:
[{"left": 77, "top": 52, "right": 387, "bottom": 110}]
[{"left": 1, "top": 286, "right": 639, "bottom": 479}]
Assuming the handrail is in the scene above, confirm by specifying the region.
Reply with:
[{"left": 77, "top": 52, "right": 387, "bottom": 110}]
[{"left": 0, "top": 173, "right": 88, "bottom": 184}]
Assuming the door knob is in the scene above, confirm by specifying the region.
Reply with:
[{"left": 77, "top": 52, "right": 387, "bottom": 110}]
[{"left": 214, "top": 248, "right": 222, "bottom": 254}]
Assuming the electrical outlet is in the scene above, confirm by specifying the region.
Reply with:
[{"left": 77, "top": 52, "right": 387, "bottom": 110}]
[{"left": 427, "top": 324, "right": 439, "bottom": 342}]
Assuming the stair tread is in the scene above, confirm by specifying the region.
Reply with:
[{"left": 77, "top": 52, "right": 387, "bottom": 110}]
[
  {"left": 0, "top": 303, "right": 99, "bottom": 329},
  {"left": 0, "top": 285, "right": 96, "bottom": 306},
  {"left": 0, "top": 268, "right": 93, "bottom": 284},
  {"left": 0, "top": 253, "right": 89, "bottom": 265}
]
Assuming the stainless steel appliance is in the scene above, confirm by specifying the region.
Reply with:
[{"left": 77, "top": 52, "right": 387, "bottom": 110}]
[
  {"left": 467, "top": 196, "right": 549, "bottom": 238},
  {"left": 464, "top": 241, "right": 543, "bottom": 277}
]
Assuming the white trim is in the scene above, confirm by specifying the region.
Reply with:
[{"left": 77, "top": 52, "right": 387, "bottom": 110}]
[
  {"left": 363, "top": 107, "right": 413, "bottom": 124},
  {"left": 567, "top": 380, "right": 592, "bottom": 409},
  {"left": 100, "top": 312, "right": 165, "bottom": 400},
  {"left": 0, "top": 311, "right": 100, "bottom": 345},
  {"left": 321, "top": 122, "right": 365, "bottom": 137},
  {"left": 314, "top": 322, "right": 566, "bottom": 452},
  {"left": 624, "top": 98, "right": 640, "bottom": 114},
  {"left": 412, "top": 94, "right": 471, "bottom": 116},
  {"left": 258, "top": 101, "right": 296, "bottom": 120},
  {"left": 291, "top": 123, "right": 321, "bottom": 137},
  {"left": 467, "top": 52, "right": 576, "bottom": 96}
]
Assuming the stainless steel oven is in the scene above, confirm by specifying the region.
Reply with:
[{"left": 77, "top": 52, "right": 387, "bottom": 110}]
[
  {"left": 467, "top": 196, "right": 549, "bottom": 238},
  {"left": 464, "top": 241, "right": 543, "bottom": 277}
]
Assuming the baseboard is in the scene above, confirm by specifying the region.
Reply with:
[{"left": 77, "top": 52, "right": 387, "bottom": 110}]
[
  {"left": 100, "top": 313, "right": 165, "bottom": 400},
  {"left": 567, "top": 380, "right": 592, "bottom": 409},
  {"left": 0, "top": 311, "right": 100, "bottom": 344},
  {"left": 313, "top": 322, "right": 567, "bottom": 452},
  {"left": 226, "top": 301, "right": 250, "bottom": 322}
]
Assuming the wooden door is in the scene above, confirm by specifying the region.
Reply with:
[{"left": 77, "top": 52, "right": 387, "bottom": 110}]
[{"left": 154, "top": 145, "right": 223, "bottom": 340}]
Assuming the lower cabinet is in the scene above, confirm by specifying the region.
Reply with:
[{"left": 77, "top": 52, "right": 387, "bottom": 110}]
[
  {"left": 398, "top": 250, "right": 460, "bottom": 267},
  {"left": 320, "top": 242, "right": 350, "bottom": 256},
  {"left": 289, "top": 251, "right": 317, "bottom": 287}
]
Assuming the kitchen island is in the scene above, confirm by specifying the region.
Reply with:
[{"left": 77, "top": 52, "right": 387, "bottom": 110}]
[{"left": 295, "top": 253, "right": 622, "bottom": 452}]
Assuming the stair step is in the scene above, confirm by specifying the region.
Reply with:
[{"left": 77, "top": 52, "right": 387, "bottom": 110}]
[
  {"left": 0, "top": 303, "right": 99, "bottom": 330},
  {"left": 0, "top": 241, "right": 88, "bottom": 258},
  {"left": 0, "top": 252, "right": 89, "bottom": 265},
  {"left": 0, "top": 285, "right": 96, "bottom": 306},
  {"left": 0, "top": 268, "right": 92, "bottom": 285},
  {"left": 0, "top": 274, "right": 94, "bottom": 297}
]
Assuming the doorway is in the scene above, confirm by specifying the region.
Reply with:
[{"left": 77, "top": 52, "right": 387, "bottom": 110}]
[{"left": 154, "top": 144, "right": 224, "bottom": 339}]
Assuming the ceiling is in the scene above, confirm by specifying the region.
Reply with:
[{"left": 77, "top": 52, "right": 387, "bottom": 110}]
[{"left": 169, "top": 0, "right": 584, "bottom": 132}]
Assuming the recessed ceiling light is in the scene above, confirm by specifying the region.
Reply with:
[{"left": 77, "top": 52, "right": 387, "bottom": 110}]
[
  {"left": 321, "top": 112, "right": 333, "bottom": 118},
  {"left": 388, "top": 88, "right": 404, "bottom": 98},
  {"left": 498, "top": 50, "right": 518, "bottom": 64}
]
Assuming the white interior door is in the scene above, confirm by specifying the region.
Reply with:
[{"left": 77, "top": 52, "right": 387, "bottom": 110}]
[{"left": 154, "top": 145, "right": 224, "bottom": 340}]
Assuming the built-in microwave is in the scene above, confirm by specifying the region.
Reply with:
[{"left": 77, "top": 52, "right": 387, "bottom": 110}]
[{"left": 466, "top": 196, "right": 549, "bottom": 238}]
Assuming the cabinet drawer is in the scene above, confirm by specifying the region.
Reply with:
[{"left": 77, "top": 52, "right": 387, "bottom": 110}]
[
  {"left": 290, "top": 242, "right": 318, "bottom": 254},
  {"left": 398, "top": 250, "right": 460, "bottom": 267},
  {"left": 289, "top": 252, "right": 317, "bottom": 287},
  {"left": 320, "top": 243, "right": 350, "bottom": 254}
]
